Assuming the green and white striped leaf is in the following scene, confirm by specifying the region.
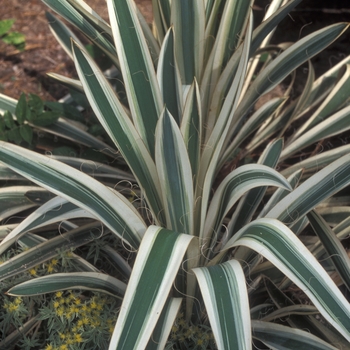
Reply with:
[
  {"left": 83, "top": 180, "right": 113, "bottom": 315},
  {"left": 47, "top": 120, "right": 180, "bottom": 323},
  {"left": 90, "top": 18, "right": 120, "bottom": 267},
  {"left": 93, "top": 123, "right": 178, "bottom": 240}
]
[
  {"left": 308, "top": 210, "right": 350, "bottom": 291},
  {"left": 252, "top": 321, "right": 339, "bottom": 350},
  {"left": 0, "top": 196, "right": 96, "bottom": 255},
  {"left": 193, "top": 260, "right": 251, "bottom": 350},
  {"left": 292, "top": 63, "right": 350, "bottom": 141},
  {"left": 171, "top": 0, "right": 205, "bottom": 85},
  {"left": 109, "top": 226, "right": 194, "bottom": 349},
  {"left": 267, "top": 153, "right": 350, "bottom": 225},
  {"left": 0, "top": 142, "right": 146, "bottom": 248},
  {"left": 107, "top": 0, "right": 162, "bottom": 156},
  {"left": 155, "top": 109, "right": 193, "bottom": 235},
  {"left": 42, "top": 0, "right": 118, "bottom": 66},
  {"left": 145, "top": 298, "right": 182, "bottom": 350},
  {"left": 46, "top": 11, "right": 84, "bottom": 59},
  {"left": 72, "top": 41, "right": 164, "bottom": 224},
  {"left": 203, "top": 164, "right": 291, "bottom": 250},
  {"left": 281, "top": 104, "right": 350, "bottom": 160},
  {"left": 180, "top": 80, "right": 202, "bottom": 178},
  {"left": 157, "top": 27, "right": 183, "bottom": 124},
  {"left": 228, "top": 139, "right": 283, "bottom": 234},
  {"left": 0, "top": 186, "right": 47, "bottom": 221},
  {"left": 223, "top": 218, "right": 350, "bottom": 341},
  {"left": 7, "top": 272, "right": 126, "bottom": 298},
  {"left": 231, "top": 23, "right": 349, "bottom": 143},
  {"left": 0, "top": 222, "right": 106, "bottom": 281}
]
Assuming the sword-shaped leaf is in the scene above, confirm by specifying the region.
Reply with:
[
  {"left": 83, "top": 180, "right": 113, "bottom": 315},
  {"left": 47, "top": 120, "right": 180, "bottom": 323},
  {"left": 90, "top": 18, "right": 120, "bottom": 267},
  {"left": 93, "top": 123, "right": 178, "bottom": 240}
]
[
  {"left": 109, "top": 226, "right": 194, "bottom": 349},
  {"left": 0, "top": 142, "right": 146, "bottom": 248}
]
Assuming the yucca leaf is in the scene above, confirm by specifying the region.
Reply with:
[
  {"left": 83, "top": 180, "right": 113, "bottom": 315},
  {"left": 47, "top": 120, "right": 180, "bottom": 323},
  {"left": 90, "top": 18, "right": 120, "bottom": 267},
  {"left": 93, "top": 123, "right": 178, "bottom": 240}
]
[
  {"left": 203, "top": 163, "right": 291, "bottom": 253},
  {"left": 0, "top": 142, "right": 146, "bottom": 248},
  {"left": 155, "top": 109, "right": 193, "bottom": 235},
  {"left": 180, "top": 80, "right": 202, "bottom": 178},
  {"left": 281, "top": 104, "right": 350, "bottom": 160},
  {"left": 252, "top": 321, "right": 339, "bottom": 350},
  {"left": 157, "top": 27, "right": 182, "bottom": 124},
  {"left": 72, "top": 41, "right": 164, "bottom": 224},
  {"left": 229, "top": 139, "right": 283, "bottom": 234},
  {"left": 0, "top": 186, "right": 47, "bottom": 221},
  {"left": 193, "top": 260, "right": 251, "bottom": 350},
  {"left": 109, "top": 226, "right": 194, "bottom": 349},
  {"left": 0, "top": 196, "right": 95, "bottom": 255},
  {"left": 7, "top": 272, "right": 126, "bottom": 298},
  {"left": 292, "top": 64, "right": 350, "bottom": 141},
  {"left": 145, "top": 298, "right": 182, "bottom": 350},
  {"left": 0, "top": 221, "right": 106, "bottom": 281},
  {"left": 107, "top": 0, "right": 162, "bottom": 156},
  {"left": 45, "top": 11, "right": 84, "bottom": 59},
  {"left": 42, "top": 0, "right": 118, "bottom": 66},
  {"left": 281, "top": 144, "right": 350, "bottom": 179},
  {"left": 171, "top": 0, "right": 205, "bottom": 85},
  {"left": 206, "top": 0, "right": 303, "bottom": 128},
  {"left": 223, "top": 218, "right": 350, "bottom": 341},
  {"left": 229, "top": 23, "right": 349, "bottom": 150},
  {"left": 308, "top": 210, "right": 350, "bottom": 291},
  {"left": 267, "top": 153, "right": 350, "bottom": 225}
]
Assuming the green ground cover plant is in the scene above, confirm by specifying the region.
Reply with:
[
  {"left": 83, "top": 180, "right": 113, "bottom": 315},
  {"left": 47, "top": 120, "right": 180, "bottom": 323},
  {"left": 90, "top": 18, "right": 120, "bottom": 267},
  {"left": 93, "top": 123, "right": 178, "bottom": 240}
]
[{"left": 0, "top": 0, "right": 350, "bottom": 349}]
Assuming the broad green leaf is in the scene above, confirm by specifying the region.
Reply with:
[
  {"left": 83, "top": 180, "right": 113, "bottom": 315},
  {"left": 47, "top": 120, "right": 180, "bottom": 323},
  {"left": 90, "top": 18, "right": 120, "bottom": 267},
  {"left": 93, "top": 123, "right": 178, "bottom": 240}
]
[
  {"left": 0, "top": 142, "right": 146, "bottom": 248},
  {"left": 222, "top": 218, "right": 350, "bottom": 341},
  {"left": 109, "top": 226, "right": 194, "bottom": 349},
  {"left": 7, "top": 272, "right": 126, "bottom": 298},
  {"left": 15, "top": 93, "right": 28, "bottom": 124},
  {"left": 267, "top": 153, "right": 350, "bottom": 225},
  {"left": 308, "top": 210, "right": 350, "bottom": 291},
  {"left": 72, "top": 41, "right": 164, "bottom": 224},
  {"left": 107, "top": 0, "right": 162, "bottom": 156},
  {"left": 0, "top": 18, "right": 15, "bottom": 36},
  {"left": 193, "top": 260, "right": 251, "bottom": 350},
  {"left": 252, "top": 321, "right": 339, "bottom": 350},
  {"left": 155, "top": 109, "right": 193, "bottom": 235}
]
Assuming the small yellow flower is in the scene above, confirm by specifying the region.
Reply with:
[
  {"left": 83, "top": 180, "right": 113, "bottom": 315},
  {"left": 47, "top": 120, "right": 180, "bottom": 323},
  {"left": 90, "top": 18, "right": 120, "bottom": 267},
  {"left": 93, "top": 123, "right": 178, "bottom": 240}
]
[
  {"left": 45, "top": 344, "right": 54, "bottom": 350},
  {"left": 77, "top": 319, "right": 84, "bottom": 327},
  {"left": 28, "top": 268, "right": 37, "bottom": 276},
  {"left": 51, "top": 258, "right": 59, "bottom": 266},
  {"left": 74, "top": 333, "right": 83, "bottom": 343},
  {"left": 46, "top": 263, "right": 55, "bottom": 273},
  {"left": 59, "top": 332, "right": 66, "bottom": 340},
  {"left": 82, "top": 317, "right": 89, "bottom": 325},
  {"left": 59, "top": 345, "right": 68, "bottom": 350},
  {"left": 56, "top": 307, "right": 65, "bottom": 317},
  {"left": 14, "top": 297, "right": 22, "bottom": 305},
  {"left": 8, "top": 303, "right": 19, "bottom": 312},
  {"left": 55, "top": 291, "right": 63, "bottom": 298},
  {"left": 74, "top": 298, "right": 81, "bottom": 305},
  {"left": 53, "top": 300, "right": 60, "bottom": 309},
  {"left": 90, "top": 301, "right": 97, "bottom": 309}
]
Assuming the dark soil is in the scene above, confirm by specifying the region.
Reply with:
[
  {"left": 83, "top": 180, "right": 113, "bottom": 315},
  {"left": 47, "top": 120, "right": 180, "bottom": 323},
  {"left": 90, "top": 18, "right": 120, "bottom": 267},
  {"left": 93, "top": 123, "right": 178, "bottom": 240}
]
[{"left": 0, "top": 0, "right": 349, "bottom": 102}]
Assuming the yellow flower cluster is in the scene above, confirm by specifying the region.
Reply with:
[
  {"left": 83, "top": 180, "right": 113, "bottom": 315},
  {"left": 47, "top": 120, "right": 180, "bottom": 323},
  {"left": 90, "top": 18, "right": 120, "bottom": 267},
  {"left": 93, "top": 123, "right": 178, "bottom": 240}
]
[
  {"left": 46, "top": 290, "right": 117, "bottom": 349},
  {"left": 3, "top": 297, "right": 23, "bottom": 313}
]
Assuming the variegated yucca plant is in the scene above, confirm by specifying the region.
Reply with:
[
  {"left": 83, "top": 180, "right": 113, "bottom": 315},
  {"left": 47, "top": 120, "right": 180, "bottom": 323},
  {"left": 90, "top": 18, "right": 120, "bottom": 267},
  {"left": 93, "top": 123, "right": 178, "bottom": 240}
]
[{"left": 0, "top": 0, "right": 350, "bottom": 348}]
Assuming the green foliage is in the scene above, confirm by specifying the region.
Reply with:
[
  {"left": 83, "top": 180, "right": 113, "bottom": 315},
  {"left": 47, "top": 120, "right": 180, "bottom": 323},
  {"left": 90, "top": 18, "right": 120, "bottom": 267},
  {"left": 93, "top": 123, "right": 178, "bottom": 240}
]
[
  {"left": 0, "top": 19, "right": 25, "bottom": 51},
  {"left": 0, "top": 0, "right": 350, "bottom": 349}
]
